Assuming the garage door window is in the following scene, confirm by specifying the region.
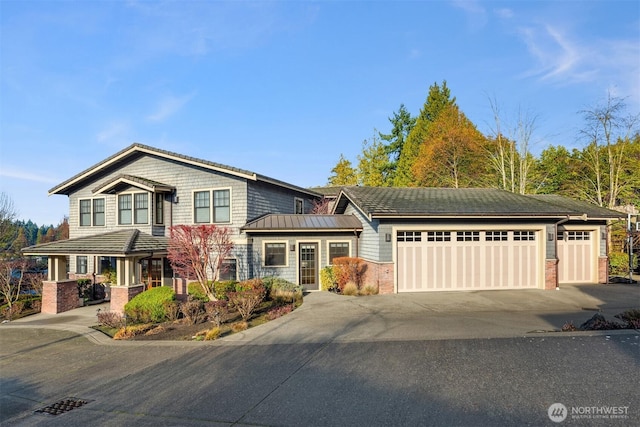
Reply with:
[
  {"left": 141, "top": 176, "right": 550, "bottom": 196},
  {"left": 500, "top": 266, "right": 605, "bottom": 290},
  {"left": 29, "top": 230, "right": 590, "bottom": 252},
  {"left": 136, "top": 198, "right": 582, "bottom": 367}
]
[
  {"left": 568, "top": 231, "right": 590, "bottom": 240},
  {"left": 427, "top": 231, "right": 451, "bottom": 242},
  {"left": 486, "top": 231, "right": 508, "bottom": 241},
  {"left": 457, "top": 231, "right": 480, "bottom": 242},
  {"left": 398, "top": 231, "right": 422, "bottom": 242},
  {"left": 514, "top": 231, "right": 536, "bottom": 241}
]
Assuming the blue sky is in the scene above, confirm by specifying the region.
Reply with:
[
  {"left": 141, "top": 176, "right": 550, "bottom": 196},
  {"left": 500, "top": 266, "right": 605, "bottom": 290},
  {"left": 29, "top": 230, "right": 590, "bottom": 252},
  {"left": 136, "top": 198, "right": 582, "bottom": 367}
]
[{"left": 1, "top": 0, "right": 638, "bottom": 226}]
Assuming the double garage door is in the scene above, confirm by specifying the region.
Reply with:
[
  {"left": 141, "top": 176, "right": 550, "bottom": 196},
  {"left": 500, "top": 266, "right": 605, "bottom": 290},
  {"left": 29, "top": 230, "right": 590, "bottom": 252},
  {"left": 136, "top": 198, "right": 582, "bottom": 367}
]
[{"left": 397, "top": 229, "right": 541, "bottom": 292}]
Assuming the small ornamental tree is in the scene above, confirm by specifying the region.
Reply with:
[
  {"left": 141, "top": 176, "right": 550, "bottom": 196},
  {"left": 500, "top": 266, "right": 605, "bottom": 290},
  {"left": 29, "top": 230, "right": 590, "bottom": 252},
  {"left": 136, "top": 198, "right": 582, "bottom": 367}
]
[{"left": 167, "top": 224, "right": 233, "bottom": 301}]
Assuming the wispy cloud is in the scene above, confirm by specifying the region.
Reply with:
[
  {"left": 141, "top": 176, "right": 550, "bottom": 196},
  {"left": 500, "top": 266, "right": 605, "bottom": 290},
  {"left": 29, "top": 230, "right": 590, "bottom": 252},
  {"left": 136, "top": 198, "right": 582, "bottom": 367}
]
[
  {"left": 96, "top": 121, "right": 131, "bottom": 143},
  {"left": 451, "top": 0, "right": 488, "bottom": 30},
  {"left": 146, "top": 92, "right": 196, "bottom": 123},
  {"left": 0, "top": 167, "right": 59, "bottom": 184}
]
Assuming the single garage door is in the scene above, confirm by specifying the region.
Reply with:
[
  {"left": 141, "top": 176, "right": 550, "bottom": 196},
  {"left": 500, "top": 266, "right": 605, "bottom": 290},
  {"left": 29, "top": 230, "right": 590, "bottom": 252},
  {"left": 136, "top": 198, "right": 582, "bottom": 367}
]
[
  {"left": 397, "top": 230, "right": 540, "bottom": 292},
  {"left": 557, "top": 230, "right": 595, "bottom": 283}
]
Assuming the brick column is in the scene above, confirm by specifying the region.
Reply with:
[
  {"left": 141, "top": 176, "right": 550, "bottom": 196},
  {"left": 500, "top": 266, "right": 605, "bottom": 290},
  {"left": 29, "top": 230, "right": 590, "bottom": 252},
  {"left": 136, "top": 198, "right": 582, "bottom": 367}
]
[
  {"left": 598, "top": 257, "right": 609, "bottom": 284},
  {"left": 110, "top": 285, "right": 145, "bottom": 315},
  {"left": 545, "top": 259, "right": 558, "bottom": 290},
  {"left": 41, "top": 280, "right": 79, "bottom": 314},
  {"left": 360, "top": 260, "right": 395, "bottom": 294}
]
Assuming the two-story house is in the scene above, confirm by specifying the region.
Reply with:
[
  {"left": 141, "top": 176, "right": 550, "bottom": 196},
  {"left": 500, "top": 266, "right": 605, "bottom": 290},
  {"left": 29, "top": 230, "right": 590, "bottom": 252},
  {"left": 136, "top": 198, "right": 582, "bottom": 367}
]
[{"left": 24, "top": 143, "right": 624, "bottom": 315}]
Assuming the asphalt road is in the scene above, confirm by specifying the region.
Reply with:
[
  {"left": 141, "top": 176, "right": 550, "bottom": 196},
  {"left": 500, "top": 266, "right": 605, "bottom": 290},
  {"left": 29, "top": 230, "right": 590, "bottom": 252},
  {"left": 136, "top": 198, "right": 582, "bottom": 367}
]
[{"left": 1, "top": 328, "right": 639, "bottom": 426}]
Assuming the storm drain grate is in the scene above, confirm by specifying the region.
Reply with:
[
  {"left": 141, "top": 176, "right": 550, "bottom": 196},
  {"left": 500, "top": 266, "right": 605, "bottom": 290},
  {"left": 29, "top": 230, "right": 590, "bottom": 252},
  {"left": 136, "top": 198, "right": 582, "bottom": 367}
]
[{"left": 34, "top": 398, "right": 92, "bottom": 416}]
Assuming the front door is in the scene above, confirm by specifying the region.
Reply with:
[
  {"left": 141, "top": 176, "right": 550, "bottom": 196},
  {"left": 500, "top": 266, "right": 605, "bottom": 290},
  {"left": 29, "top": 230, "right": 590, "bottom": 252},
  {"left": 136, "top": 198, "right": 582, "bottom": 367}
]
[
  {"left": 141, "top": 258, "right": 163, "bottom": 290},
  {"left": 299, "top": 243, "right": 319, "bottom": 291}
]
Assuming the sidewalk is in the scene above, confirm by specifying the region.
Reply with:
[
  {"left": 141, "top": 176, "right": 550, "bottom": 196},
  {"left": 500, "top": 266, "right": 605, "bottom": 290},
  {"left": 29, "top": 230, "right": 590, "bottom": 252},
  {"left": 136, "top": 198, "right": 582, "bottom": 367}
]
[{"left": 2, "top": 282, "right": 638, "bottom": 346}]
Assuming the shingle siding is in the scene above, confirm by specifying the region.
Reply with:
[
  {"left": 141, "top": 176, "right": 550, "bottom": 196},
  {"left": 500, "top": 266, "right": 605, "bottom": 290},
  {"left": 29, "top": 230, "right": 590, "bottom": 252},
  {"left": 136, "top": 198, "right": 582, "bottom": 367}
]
[
  {"left": 247, "top": 181, "right": 317, "bottom": 220},
  {"left": 343, "top": 203, "right": 380, "bottom": 262}
]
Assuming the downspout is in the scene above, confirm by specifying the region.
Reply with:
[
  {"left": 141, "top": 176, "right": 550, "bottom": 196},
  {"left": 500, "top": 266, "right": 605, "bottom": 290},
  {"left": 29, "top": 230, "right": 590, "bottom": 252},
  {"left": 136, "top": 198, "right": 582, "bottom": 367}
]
[
  {"left": 354, "top": 228, "right": 359, "bottom": 258},
  {"left": 554, "top": 216, "right": 570, "bottom": 290}
]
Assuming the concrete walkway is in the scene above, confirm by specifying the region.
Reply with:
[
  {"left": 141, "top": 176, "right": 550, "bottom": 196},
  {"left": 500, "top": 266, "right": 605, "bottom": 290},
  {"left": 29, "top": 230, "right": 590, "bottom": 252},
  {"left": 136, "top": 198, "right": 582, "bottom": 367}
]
[{"left": 2, "top": 282, "right": 639, "bottom": 345}]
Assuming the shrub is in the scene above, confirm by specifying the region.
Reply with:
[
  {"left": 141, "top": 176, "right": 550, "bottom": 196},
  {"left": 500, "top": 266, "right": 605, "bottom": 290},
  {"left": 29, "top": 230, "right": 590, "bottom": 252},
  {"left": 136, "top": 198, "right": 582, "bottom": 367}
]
[
  {"left": 266, "top": 277, "right": 303, "bottom": 303},
  {"left": 1, "top": 301, "right": 24, "bottom": 320},
  {"left": 341, "top": 281, "right": 359, "bottom": 296},
  {"left": 164, "top": 301, "right": 180, "bottom": 321},
  {"left": 213, "top": 280, "right": 238, "bottom": 300},
  {"left": 181, "top": 297, "right": 204, "bottom": 325},
  {"left": 332, "top": 257, "right": 367, "bottom": 291},
  {"left": 31, "top": 299, "right": 42, "bottom": 313},
  {"left": 561, "top": 321, "right": 577, "bottom": 332},
  {"left": 124, "top": 286, "right": 176, "bottom": 324},
  {"left": 266, "top": 304, "right": 294, "bottom": 320},
  {"left": 615, "top": 309, "right": 640, "bottom": 329},
  {"left": 204, "top": 327, "right": 221, "bottom": 340},
  {"left": 113, "top": 324, "right": 152, "bottom": 340},
  {"left": 359, "top": 284, "right": 379, "bottom": 296},
  {"left": 609, "top": 251, "right": 635, "bottom": 276},
  {"left": 97, "top": 310, "right": 124, "bottom": 328},
  {"left": 77, "top": 279, "right": 92, "bottom": 299},
  {"left": 231, "top": 321, "right": 248, "bottom": 332},
  {"left": 227, "top": 279, "right": 266, "bottom": 321},
  {"left": 204, "top": 300, "right": 228, "bottom": 327},
  {"left": 320, "top": 266, "right": 336, "bottom": 291},
  {"left": 188, "top": 282, "right": 209, "bottom": 302}
]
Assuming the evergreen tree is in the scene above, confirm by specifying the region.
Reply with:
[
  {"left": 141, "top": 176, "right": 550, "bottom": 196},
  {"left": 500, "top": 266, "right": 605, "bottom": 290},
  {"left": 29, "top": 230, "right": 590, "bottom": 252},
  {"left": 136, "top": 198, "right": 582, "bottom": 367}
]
[
  {"left": 357, "top": 136, "right": 390, "bottom": 187},
  {"left": 378, "top": 104, "right": 416, "bottom": 182},
  {"left": 394, "top": 81, "right": 456, "bottom": 186}
]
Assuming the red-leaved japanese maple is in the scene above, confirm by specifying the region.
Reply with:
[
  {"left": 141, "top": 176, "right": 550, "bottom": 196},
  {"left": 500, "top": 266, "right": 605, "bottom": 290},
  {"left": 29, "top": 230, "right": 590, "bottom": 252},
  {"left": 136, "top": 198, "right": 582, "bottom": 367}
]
[{"left": 167, "top": 224, "right": 234, "bottom": 300}]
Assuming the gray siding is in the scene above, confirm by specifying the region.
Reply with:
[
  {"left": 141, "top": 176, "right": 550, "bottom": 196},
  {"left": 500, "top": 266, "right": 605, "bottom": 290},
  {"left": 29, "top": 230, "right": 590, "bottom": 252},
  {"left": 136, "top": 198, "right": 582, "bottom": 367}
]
[
  {"left": 247, "top": 181, "right": 317, "bottom": 220},
  {"left": 343, "top": 204, "right": 380, "bottom": 262}
]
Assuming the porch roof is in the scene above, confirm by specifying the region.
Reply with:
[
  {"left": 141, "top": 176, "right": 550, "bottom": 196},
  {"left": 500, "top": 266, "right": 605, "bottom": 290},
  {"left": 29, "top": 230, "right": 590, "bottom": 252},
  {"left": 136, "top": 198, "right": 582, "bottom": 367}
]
[
  {"left": 242, "top": 214, "right": 362, "bottom": 233},
  {"left": 22, "top": 229, "right": 168, "bottom": 257}
]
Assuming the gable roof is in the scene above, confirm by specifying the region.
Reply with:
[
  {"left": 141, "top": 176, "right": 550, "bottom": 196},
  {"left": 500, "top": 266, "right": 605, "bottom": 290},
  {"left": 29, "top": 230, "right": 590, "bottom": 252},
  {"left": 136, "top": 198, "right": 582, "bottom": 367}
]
[
  {"left": 22, "top": 230, "right": 168, "bottom": 256},
  {"left": 93, "top": 174, "right": 175, "bottom": 194},
  {"left": 333, "top": 187, "right": 625, "bottom": 220},
  {"left": 49, "top": 143, "right": 321, "bottom": 198},
  {"left": 242, "top": 214, "right": 362, "bottom": 233}
]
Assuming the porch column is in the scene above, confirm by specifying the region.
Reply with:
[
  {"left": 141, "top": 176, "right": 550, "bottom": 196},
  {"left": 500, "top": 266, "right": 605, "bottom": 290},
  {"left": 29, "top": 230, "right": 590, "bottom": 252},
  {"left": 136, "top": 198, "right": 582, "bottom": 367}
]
[
  {"left": 110, "top": 257, "right": 144, "bottom": 314},
  {"left": 47, "top": 255, "right": 67, "bottom": 281}
]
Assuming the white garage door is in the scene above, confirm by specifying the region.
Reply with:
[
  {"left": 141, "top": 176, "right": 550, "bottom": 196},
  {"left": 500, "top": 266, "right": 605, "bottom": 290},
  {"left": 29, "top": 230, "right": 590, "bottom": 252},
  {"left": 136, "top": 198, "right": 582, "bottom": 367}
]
[
  {"left": 557, "top": 230, "right": 595, "bottom": 283},
  {"left": 397, "top": 230, "right": 540, "bottom": 292}
]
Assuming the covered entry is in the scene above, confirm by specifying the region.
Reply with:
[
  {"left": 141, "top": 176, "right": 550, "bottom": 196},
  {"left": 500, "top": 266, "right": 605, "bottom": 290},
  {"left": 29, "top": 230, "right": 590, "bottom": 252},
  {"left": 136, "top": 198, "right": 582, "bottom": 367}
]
[{"left": 397, "top": 229, "right": 542, "bottom": 292}]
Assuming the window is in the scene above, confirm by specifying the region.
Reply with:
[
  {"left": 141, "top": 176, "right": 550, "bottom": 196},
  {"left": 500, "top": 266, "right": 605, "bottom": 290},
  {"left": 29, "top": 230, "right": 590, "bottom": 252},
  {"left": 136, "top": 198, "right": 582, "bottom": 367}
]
[
  {"left": 155, "top": 193, "right": 164, "bottom": 225},
  {"left": 265, "top": 243, "right": 287, "bottom": 266},
  {"left": 194, "top": 191, "right": 210, "bottom": 223},
  {"left": 194, "top": 189, "right": 231, "bottom": 223},
  {"left": 93, "top": 199, "right": 105, "bottom": 226},
  {"left": 99, "top": 256, "right": 116, "bottom": 274},
  {"left": 80, "top": 198, "right": 105, "bottom": 227},
  {"left": 457, "top": 231, "right": 480, "bottom": 242},
  {"left": 77, "top": 256, "right": 88, "bottom": 274},
  {"left": 295, "top": 198, "right": 304, "bottom": 214},
  {"left": 219, "top": 259, "right": 237, "bottom": 281},
  {"left": 397, "top": 231, "right": 422, "bottom": 242},
  {"left": 119, "top": 194, "right": 132, "bottom": 224},
  {"left": 329, "top": 242, "right": 350, "bottom": 263},
  {"left": 79, "top": 200, "right": 91, "bottom": 226},
  {"left": 513, "top": 231, "right": 535, "bottom": 241},
  {"left": 134, "top": 193, "right": 148, "bottom": 224},
  {"left": 568, "top": 231, "right": 590, "bottom": 241},
  {"left": 427, "top": 231, "right": 451, "bottom": 242},
  {"left": 213, "top": 189, "right": 230, "bottom": 222},
  {"left": 486, "top": 231, "right": 508, "bottom": 241}
]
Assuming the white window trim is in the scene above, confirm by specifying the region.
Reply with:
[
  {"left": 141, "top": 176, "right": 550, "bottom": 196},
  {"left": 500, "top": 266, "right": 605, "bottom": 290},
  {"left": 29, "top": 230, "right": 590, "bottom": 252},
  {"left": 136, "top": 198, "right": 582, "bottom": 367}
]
[
  {"left": 118, "top": 191, "right": 150, "bottom": 225},
  {"left": 78, "top": 197, "right": 106, "bottom": 227},
  {"left": 192, "top": 187, "right": 233, "bottom": 225},
  {"left": 326, "top": 240, "right": 351, "bottom": 265},
  {"left": 262, "top": 240, "right": 289, "bottom": 268},
  {"left": 294, "top": 197, "right": 304, "bottom": 214}
]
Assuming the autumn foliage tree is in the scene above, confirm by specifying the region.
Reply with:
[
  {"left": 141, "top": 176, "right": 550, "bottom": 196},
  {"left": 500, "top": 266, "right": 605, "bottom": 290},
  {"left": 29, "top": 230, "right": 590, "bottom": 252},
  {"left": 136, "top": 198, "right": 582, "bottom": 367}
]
[{"left": 167, "top": 224, "right": 234, "bottom": 301}]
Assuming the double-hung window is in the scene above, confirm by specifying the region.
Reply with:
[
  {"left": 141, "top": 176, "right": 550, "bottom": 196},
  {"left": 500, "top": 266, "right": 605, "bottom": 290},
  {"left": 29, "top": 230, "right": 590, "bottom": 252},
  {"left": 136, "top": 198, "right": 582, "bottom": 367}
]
[
  {"left": 294, "top": 198, "right": 304, "bottom": 214},
  {"left": 93, "top": 199, "right": 105, "bottom": 226},
  {"left": 155, "top": 193, "right": 164, "bottom": 225},
  {"left": 119, "top": 194, "right": 132, "bottom": 225},
  {"left": 194, "top": 189, "right": 231, "bottom": 223},
  {"left": 79, "top": 200, "right": 91, "bottom": 226},
  {"left": 134, "top": 193, "right": 148, "bottom": 224},
  {"left": 79, "top": 198, "right": 105, "bottom": 227},
  {"left": 77, "top": 256, "right": 88, "bottom": 274}
]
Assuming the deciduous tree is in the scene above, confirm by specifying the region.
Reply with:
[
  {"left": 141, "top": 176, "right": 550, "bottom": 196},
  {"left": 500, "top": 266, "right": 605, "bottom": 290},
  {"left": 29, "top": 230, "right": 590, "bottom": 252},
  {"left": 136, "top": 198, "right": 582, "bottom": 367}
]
[
  {"left": 167, "top": 225, "right": 234, "bottom": 301},
  {"left": 357, "top": 135, "right": 390, "bottom": 186},
  {"left": 328, "top": 154, "right": 358, "bottom": 186}
]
